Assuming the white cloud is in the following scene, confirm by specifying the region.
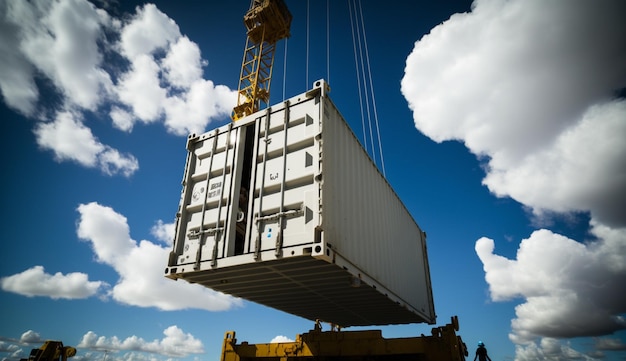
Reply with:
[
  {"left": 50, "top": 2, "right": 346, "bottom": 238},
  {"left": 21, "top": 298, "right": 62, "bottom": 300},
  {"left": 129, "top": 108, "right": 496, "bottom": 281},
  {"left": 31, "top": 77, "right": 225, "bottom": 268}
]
[
  {"left": 0, "top": 0, "right": 236, "bottom": 175},
  {"left": 514, "top": 338, "right": 596, "bottom": 361},
  {"left": 0, "top": 266, "right": 104, "bottom": 299},
  {"left": 34, "top": 111, "right": 104, "bottom": 166},
  {"left": 0, "top": 1, "right": 38, "bottom": 116},
  {"left": 401, "top": 0, "right": 626, "bottom": 357},
  {"left": 76, "top": 202, "right": 241, "bottom": 311},
  {"left": 401, "top": 0, "right": 626, "bottom": 227},
  {"left": 151, "top": 220, "right": 175, "bottom": 246},
  {"left": 76, "top": 202, "right": 135, "bottom": 264},
  {"left": 483, "top": 100, "right": 626, "bottom": 228},
  {"left": 118, "top": 4, "right": 180, "bottom": 61},
  {"left": 0, "top": 168, "right": 235, "bottom": 330},
  {"left": 595, "top": 337, "right": 626, "bottom": 351},
  {"left": 109, "top": 107, "right": 134, "bottom": 132},
  {"left": 98, "top": 148, "right": 140, "bottom": 177},
  {"left": 20, "top": 331, "right": 43, "bottom": 344},
  {"left": 12, "top": 0, "right": 112, "bottom": 111},
  {"left": 113, "top": 4, "right": 236, "bottom": 135},
  {"left": 78, "top": 325, "right": 203, "bottom": 358},
  {"left": 33, "top": 111, "right": 139, "bottom": 177},
  {"left": 6, "top": 348, "right": 24, "bottom": 361},
  {"left": 270, "top": 335, "right": 294, "bottom": 343},
  {"left": 475, "top": 224, "right": 626, "bottom": 343},
  {"left": 0, "top": 342, "right": 20, "bottom": 353},
  {"left": 163, "top": 79, "right": 236, "bottom": 136},
  {"left": 115, "top": 54, "right": 166, "bottom": 123},
  {"left": 163, "top": 36, "right": 206, "bottom": 88}
]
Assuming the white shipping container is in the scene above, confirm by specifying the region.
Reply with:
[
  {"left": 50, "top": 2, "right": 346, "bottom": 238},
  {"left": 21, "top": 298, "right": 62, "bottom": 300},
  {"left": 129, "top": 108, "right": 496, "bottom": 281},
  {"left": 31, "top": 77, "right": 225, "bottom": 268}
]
[{"left": 165, "top": 80, "right": 435, "bottom": 326}]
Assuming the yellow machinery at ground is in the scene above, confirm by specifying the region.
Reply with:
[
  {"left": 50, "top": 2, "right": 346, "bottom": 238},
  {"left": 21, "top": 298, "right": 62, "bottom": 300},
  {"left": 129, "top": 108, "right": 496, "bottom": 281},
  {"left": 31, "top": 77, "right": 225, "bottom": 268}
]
[
  {"left": 232, "top": 0, "right": 292, "bottom": 121},
  {"left": 220, "top": 317, "right": 468, "bottom": 361},
  {"left": 20, "top": 341, "right": 76, "bottom": 361}
]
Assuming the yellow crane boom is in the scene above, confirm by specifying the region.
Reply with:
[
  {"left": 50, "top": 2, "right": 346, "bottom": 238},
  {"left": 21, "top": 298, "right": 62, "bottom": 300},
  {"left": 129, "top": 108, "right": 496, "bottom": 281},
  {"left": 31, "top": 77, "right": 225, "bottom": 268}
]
[{"left": 232, "top": 0, "right": 292, "bottom": 121}]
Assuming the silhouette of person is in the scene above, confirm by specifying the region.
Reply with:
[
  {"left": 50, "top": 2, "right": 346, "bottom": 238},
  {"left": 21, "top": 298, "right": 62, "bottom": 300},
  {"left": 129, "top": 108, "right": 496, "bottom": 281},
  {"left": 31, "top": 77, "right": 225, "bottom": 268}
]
[{"left": 474, "top": 341, "right": 492, "bottom": 361}]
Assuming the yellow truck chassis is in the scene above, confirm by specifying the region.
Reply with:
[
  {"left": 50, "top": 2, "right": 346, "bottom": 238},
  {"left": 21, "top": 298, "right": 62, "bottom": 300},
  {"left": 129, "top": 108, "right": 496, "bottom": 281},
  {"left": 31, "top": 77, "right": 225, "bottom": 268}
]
[{"left": 221, "top": 316, "right": 468, "bottom": 361}]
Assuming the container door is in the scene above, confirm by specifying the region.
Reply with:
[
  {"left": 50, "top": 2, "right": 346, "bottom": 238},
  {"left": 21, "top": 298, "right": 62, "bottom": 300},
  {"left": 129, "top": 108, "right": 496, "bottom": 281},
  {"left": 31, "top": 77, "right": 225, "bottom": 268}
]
[
  {"left": 170, "top": 125, "right": 244, "bottom": 269},
  {"left": 248, "top": 100, "right": 320, "bottom": 258}
]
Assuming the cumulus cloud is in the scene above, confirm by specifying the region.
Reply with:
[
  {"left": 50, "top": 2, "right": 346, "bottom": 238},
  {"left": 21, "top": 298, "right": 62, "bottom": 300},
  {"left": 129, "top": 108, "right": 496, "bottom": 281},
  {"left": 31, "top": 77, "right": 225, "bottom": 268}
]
[
  {"left": 514, "top": 338, "right": 597, "bottom": 361},
  {"left": 1, "top": 326, "right": 204, "bottom": 360},
  {"left": 0, "top": 266, "right": 105, "bottom": 300},
  {"left": 163, "top": 37, "right": 206, "bottom": 88},
  {"left": 0, "top": 342, "right": 20, "bottom": 353},
  {"left": 0, "top": 0, "right": 236, "bottom": 175},
  {"left": 0, "top": 202, "right": 237, "bottom": 312},
  {"left": 118, "top": 3, "right": 180, "bottom": 61},
  {"left": 33, "top": 111, "right": 139, "bottom": 176},
  {"left": 108, "top": 3, "right": 237, "bottom": 135},
  {"left": 270, "top": 335, "right": 295, "bottom": 343},
  {"left": 484, "top": 100, "right": 626, "bottom": 228},
  {"left": 401, "top": 0, "right": 626, "bottom": 358},
  {"left": 476, "top": 224, "right": 626, "bottom": 343},
  {"left": 163, "top": 79, "right": 236, "bottom": 136},
  {"left": 150, "top": 220, "right": 175, "bottom": 246},
  {"left": 109, "top": 107, "right": 134, "bottom": 132},
  {"left": 401, "top": 0, "right": 626, "bottom": 227},
  {"left": 97, "top": 148, "right": 141, "bottom": 178},
  {"left": 115, "top": 54, "right": 166, "bottom": 123},
  {"left": 78, "top": 325, "right": 203, "bottom": 358},
  {"left": 4, "top": 0, "right": 113, "bottom": 111},
  {"left": 595, "top": 338, "right": 626, "bottom": 351},
  {"left": 20, "top": 331, "right": 43, "bottom": 344},
  {"left": 0, "top": 2, "right": 38, "bottom": 116},
  {"left": 76, "top": 202, "right": 241, "bottom": 311},
  {"left": 34, "top": 111, "right": 104, "bottom": 166}
]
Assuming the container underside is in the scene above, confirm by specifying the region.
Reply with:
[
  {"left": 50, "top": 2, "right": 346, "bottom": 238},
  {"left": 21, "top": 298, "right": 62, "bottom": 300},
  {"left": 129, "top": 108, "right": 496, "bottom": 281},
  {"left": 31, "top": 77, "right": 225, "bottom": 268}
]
[{"left": 176, "top": 255, "right": 427, "bottom": 327}]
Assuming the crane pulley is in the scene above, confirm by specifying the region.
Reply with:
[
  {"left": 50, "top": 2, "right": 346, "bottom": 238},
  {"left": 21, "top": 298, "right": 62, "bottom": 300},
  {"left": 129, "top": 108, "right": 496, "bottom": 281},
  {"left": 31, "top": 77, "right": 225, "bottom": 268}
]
[{"left": 232, "top": 0, "right": 292, "bottom": 121}]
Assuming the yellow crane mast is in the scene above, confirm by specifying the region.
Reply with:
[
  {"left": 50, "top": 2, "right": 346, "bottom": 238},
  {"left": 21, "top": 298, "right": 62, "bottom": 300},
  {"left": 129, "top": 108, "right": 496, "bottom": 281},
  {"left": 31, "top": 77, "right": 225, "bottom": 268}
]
[{"left": 231, "top": 0, "right": 292, "bottom": 121}]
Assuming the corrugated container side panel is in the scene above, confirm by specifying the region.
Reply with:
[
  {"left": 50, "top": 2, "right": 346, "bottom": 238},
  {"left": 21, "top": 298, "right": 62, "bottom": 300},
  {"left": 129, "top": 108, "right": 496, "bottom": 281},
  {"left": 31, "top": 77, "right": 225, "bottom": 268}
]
[{"left": 320, "top": 96, "right": 434, "bottom": 321}]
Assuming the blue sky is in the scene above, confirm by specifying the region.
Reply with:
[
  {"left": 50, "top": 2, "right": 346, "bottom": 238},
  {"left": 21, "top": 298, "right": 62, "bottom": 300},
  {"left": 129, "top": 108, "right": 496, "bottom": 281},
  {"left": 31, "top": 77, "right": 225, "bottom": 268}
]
[{"left": 1, "top": 1, "right": 625, "bottom": 361}]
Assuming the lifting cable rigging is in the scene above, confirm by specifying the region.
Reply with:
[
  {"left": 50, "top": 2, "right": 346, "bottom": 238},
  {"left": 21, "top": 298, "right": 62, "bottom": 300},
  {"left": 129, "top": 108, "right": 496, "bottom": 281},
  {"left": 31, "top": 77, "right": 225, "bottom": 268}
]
[
  {"left": 347, "top": 0, "right": 386, "bottom": 175},
  {"left": 304, "top": 0, "right": 331, "bottom": 86},
  {"left": 326, "top": 0, "right": 330, "bottom": 85},
  {"left": 297, "top": 0, "right": 386, "bottom": 175},
  {"left": 306, "top": 0, "right": 310, "bottom": 88},
  {"left": 282, "top": 37, "right": 288, "bottom": 101}
]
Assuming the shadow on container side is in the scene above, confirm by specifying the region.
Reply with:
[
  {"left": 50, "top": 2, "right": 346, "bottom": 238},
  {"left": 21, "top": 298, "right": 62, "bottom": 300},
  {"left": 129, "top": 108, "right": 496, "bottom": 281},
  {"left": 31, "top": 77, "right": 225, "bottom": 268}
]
[{"left": 220, "top": 316, "right": 468, "bottom": 361}]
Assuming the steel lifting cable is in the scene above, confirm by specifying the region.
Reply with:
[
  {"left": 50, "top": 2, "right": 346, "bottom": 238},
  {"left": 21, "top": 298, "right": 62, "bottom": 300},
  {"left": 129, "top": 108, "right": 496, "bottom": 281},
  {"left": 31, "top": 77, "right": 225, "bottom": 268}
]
[
  {"left": 303, "top": 0, "right": 330, "bottom": 91},
  {"left": 357, "top": 0, "right": 386, "bottom": 175},
  {"left": 327, "top": 0, "right": 330, "bottom": 84},
  {"left": 349, "top": 0, "right": 386, "bottom": 176},
  {"left": 282, "top": 38, "right": 288, "bottom": 102},
  {"left": 348, "top": 0, "right": 368, "bottom": 153},
  {"left": 306, "top": 0, "right": 310, "bottom": 89},
  {"left": 355, "top": 0, "right": 376, "bottom": 164}
]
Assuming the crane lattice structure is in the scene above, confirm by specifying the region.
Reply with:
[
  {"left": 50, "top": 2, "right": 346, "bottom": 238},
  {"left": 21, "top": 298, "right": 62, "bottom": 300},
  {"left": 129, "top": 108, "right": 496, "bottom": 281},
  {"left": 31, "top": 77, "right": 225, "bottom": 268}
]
[{"left": 232, "top": 0, "right": 292, "bottom": 121}]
